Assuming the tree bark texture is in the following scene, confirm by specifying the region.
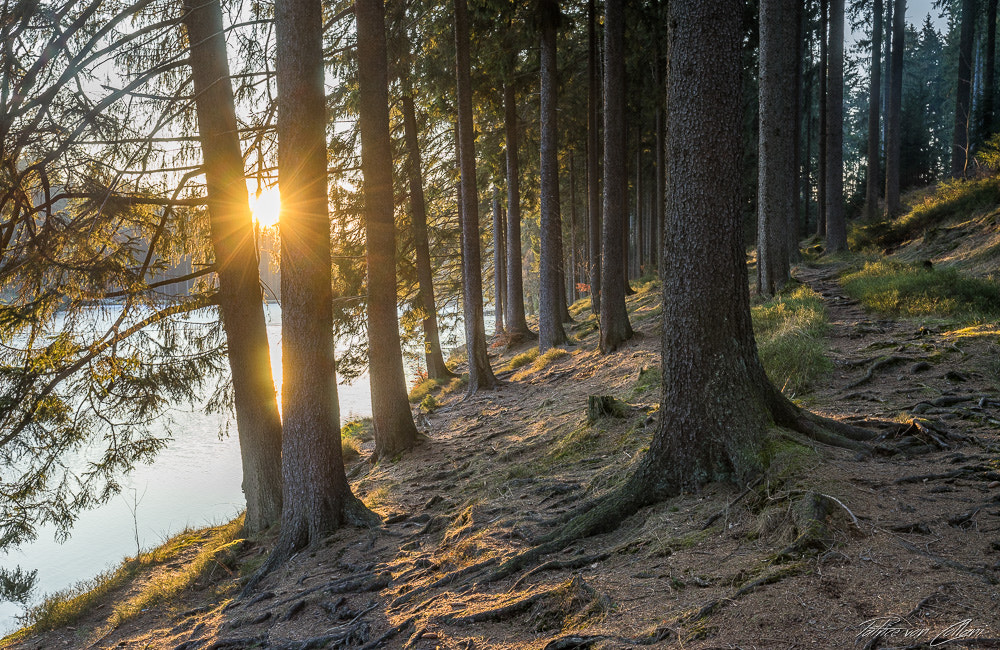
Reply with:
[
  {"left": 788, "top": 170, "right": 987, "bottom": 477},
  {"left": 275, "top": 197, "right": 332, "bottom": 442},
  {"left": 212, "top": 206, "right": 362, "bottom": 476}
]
[
  {"left": 817, "top": 0, "right": 828, "bottom": 236},
  {"left": 951, "top": 0, "right": 976, "bottom": 178},
  {"left": 454, "top": 0, "right": 498, "bottom": 390},
  {"left": 273, "top": 0, "right": 370, "bottom": 554},
  {"left": 504, "top": 81, "right": 531, "bottom": 338},
  {"left": 587, "top": 0, "right": 601, "bottom": 315},
  {"left": 864, "top": 0, "right": 883, "bottom": 221},
  {"left": 569, "top": 154, "right": 578, "bottom": 303},
  {"left": 356, "top": 0, "right": 419, "bottom": 459},
  {"left": 599, "top": 0, "right": 633, "bottom": 353},
  {"left": 885, "top": 0, "right": 905, "bottom": 214},
  {"left": 985, "top": 0, "right": 998, "bottom": 139},
  {"left": 182, "top": 0, "right": 282, "bottom": 534},
  {"left": 757, "top": 0, "right": 797, "bottom": 296},
  {"left": 824, "top": 0, "right": 847, "bottom": 252},
  {"left": 400, "top": 86, "right": 455, "bottom": 380}
]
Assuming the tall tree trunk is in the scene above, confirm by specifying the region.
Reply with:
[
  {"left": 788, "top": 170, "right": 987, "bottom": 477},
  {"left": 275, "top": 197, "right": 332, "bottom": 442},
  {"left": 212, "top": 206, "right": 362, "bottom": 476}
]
[
  {"left": 400, "top": 83, "right": 455, "bottom": 380},
  {"left": 569, "top": 154, "right": 578, "bottom": 303},
  {"left": 270, "top": 0, "right": 372, "bottom": 562},
  {"left": 952, "top": 0, "right": 977, "bottom": 179},
  {"left": 181, "top": 0, "right": 282, "bottom": 534},
  {"left": 825, "top": 0, "right": 847, "bottom": 251},
  {"left": 539, "top": 0, "right": 567, "bottom": 351},
  {"left": 790, "top": 0, "right": 804, "bottom": 261},
  {"left": 757, "top": 0, "right": 796, "bottom": 296},
  {"left": 600, "top": 0, "right": 634, "bottom": 353},
  {"left": 635, "top": 148, "right": 644, "bottom": 276},
  {"left": 504, "top": 81, "right": 531, "bottom": 338},
  {"left": 985, "top": 0, "right": 998, "bottom": 138},
  {"left": 885, "top": 0, "right": 905, "bottom": 215},
  {"left": 356, "top": 0, "right": 418, "bottom": 459},
  {"left": 454, "top": 0, "right": 498, "bottom": 390},
  {"left": 864, "top": 0, "right": 884, "bottom": 221},
  {"left": 492, "top": 191, "right": 505, "bottom": 335},
  {"left": 817, "top": 0, "right": 828, "bottom": 236},
  {"left": 587, "top": 0, "right": 601, "bottom": 315}
]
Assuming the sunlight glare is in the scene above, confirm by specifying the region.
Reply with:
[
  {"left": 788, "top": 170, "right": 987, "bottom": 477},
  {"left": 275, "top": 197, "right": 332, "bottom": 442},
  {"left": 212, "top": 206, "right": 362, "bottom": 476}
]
[{"left": 249, "top": 186, "right": 281, "bottom": 228}]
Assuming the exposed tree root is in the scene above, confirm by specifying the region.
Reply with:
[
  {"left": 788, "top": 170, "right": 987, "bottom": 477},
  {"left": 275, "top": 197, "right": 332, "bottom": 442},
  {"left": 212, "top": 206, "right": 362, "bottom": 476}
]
[
  {"left": 844, "top": 355, "right": 912, "bottom": 389},
  {"left": 358, "top": 616, "right": 415, "bottom": 650},
  {"left": 509, "top": 553, "right": 610, "bottom": 590},
  {"left": 388, "top": 558, "right": 497, "bottom": 610},
  {"left": 895, "top": 538, "right": 997, "bottom": 584}
]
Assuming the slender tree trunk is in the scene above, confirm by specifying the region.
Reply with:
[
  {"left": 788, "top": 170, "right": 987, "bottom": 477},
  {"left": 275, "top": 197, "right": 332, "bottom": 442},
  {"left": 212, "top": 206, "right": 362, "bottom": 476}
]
[
  {"left": 587, "top": 0, "right": 601, "bottom": 315},
  {"left": 885, "top": 0, "right": 905, "bottom": 215},
  {"left": 569, "top": 154, "right": 578, "bottom": 303},
  {"left": 400, "top": 84, "right": 455, "bottom": 380},
  {"left": 985, "top": 0, "right": 998, "bottom": 138},
  {"left": 635, "top": 148, "right": 644, "bottom": 277},
  {"left": 865, "top": 0, "right": 884, "bottom": 221},
  {"left": 454, "top": 0, "right": 498, "bottom": 390},
  {"left": 504, "top": 81, "right": 531, "bottom": 338},
  {"left": 539, "top": 0, "right": 567, "bottom": 350},
  {"left": 270, "top": 0, "right": 372, "bottom": 561},
  {"left": 182, "top": 0, "right": 282, "bottom": 534},
  {"left": 655, "top": 107, "right": 665, "bottom": 274},
  {"left": 757, "top": 0, "right": 796, "bottom": 296},
  {"left": 952, "top": 0, "right": 977, "bottom": 179},
  {"left": 790, "top": 0, "right": 804, "bottom": 261},
  {"left": 600, "top": 0, "right": 634, "bottom": 353},
  {"left": 356, "top": 0, "right": 418, "bottom": 459},
  {"left": 825, "top": 0, "right": 847, "bottom": 251},
  {"left": 492, "top": 192, "right": 505, "bottom": 334},
  {"left": 817, "top": 0, "right": 828, "bottom": 236}
]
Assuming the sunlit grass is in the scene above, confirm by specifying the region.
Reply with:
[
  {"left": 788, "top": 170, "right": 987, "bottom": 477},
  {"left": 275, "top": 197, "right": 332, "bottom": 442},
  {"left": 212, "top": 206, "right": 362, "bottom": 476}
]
[
  {"left": 505, "top": 347, "right": 539, "bottom": 371},
  {"left": 408, "top": 376, "right": 445, "bottom": 403},
  {"left": 841, "top": 261, "right": 1000, "bottom": 321},
  {"left": 511, "top": 348, "right": 570, "bottom": 381},
  {"left": 752, "top": 284, "right": 832, "bottom": 395}
]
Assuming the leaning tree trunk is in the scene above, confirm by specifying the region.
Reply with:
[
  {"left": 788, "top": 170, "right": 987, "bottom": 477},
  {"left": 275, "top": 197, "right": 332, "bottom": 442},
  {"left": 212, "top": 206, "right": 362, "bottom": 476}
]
[
  {"left": 539, "top": 0, "right": 567, "bottom": 351},
  {"left": 181, "top": 0, "right": 282, "bottom": 534},
  {"left": 885, "top": 0, "right": 905, "bottom": 215},
  {"left": 587, "top": 0, "right": 601, "bottom": 315},
  {"left": 864, "top": 0, "right": 884, "bottom": 222},
  {"left": 400, "top": 82, "right": 455, "bottom": 380},
  {"left": 356, "top": 0, "right": 419, "bottom": 459},
  {"left": 269, "top": 0, "right": 372, "bottom": 565},
  {"left": 504, "top": 80, "right": 531, "bottom": 338},
  {"left": 825, "top": 0, "right": 847, "bottom": 252},
  {"left": 951, "top": 0, "right": 976, "bottom": 179},
  {"left": 455, "top": 0, "right": 498, "bottom": 390},
  {"left": 817, "top": 0, "right": 828, "bottom": 236},
  {"left": 757, "top": 0, "right": 797, "bottom": 296}
]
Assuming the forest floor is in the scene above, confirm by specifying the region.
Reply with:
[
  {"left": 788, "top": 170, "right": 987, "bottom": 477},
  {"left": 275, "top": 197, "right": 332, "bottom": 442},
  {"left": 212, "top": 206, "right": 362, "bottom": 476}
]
[{"left": 5, "top": 200, "right": 1000, "bottom": 649}]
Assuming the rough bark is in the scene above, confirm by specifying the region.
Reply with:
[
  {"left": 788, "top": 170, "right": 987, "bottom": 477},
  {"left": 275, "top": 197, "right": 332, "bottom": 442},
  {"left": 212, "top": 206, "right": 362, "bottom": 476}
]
[
  {"left": 790, "top": 0, "right": 804, "bottom": 261},
  {"left": 492, "top": 192, "right": 505, "bottom": 335},
  {"left": 587, "top": 0, "right": 601, "bottom": 315},
  {"left": 817, "top": 0, "right": 828, "bottom": 236},
  {"left": 824, "top": 0, "right": 847, "bottom": 252},
  {"left": 864, "top": 0, "right": 884, "bottom": 222},
  {"left": 599, "top": 0, "right": 633, "bottom": 353},
  {"left": 182, "top": 0, "right": 282, "bottom": 534},
  {"left": 400, "top": 84, "right": 455, "bottom": 380},
  {"left": 503, "top": 81, "right": 531, "bottom": 338},
  {"left": 356, "top": 0, "right": 419, "bottom": 459},
  {"left": 271, "top": 0, "right": 372, "bottom": 561},
  {"left": 757, "top": 0, "right": 797, "bottom": 296},
  {"left": 985, "top": 0, "right": 998, "bottom": 138},
  {"left": 539, "top": 0, "right": 567, "bottom": 351},
  {"left": 454, "top": 0, "right": 498, "bottom": 390},
  {"left": 885, "top": 0, "right": 905, "bottom": 215},
  {"left": 951, "top": 0, "right": 976, "bottom": 179}
]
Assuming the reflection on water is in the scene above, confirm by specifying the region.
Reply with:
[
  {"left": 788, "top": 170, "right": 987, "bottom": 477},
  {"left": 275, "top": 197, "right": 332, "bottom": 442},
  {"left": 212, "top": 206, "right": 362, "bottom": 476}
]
[{"left": 0, "top": 303, "right": 384, "bottom": 634}]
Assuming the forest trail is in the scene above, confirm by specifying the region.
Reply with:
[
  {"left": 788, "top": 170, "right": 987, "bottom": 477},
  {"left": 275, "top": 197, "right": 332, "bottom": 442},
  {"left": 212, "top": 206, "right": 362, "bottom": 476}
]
[{"left": 6, "top": 265, "right": 1000, "bottom": 650}]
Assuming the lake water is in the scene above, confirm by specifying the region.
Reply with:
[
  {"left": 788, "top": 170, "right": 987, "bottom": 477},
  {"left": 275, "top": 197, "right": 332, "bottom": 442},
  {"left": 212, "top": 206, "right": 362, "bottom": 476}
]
[{"left": 0, "top": 302, "right": 465, "bottom": 634}]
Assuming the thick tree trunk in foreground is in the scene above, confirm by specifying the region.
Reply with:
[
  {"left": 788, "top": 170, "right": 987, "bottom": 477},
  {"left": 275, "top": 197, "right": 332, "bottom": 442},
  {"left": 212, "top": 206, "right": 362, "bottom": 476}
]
[
  {"left": 454, "top": 0, "right": 498, "bottom": 390},
  {"left": 356, "top": 0, "right": 419, "bottom": 459},
  {"left": 825, "top": 0, "right": 847, "bottom": 252},
  {"left": 401, "top": 86, "right": 455, "bottom": 380},
  {"left": 885, "top": 0, "right": 905, "bottom": 215},
  {"left": 504, "top": 81, "right": 531, "bottom": 338},
  {"left": 182, "top": 0, "right": 282, "bottom": 534},
  {"left": 587, "top": 0, "right": 601, "bottom": 315},
  {"left": 599, "top": 0, "right": 633, "bottom": 353},
  {"left": 539, "top": 0, "right": 567, "bottom": 351},
  {"left": 817, "top": 0, "right": 828, "bottom": 236},
  {"left": 951, "top": 0, "right": 976, "bottom": 179},
  {"left": 270, "top": 0, "right": 372, "bottom": 561},
  {"left": 864, "top": 0, "right": 884, "bottom": 222},
  {"left": 757, "top": 0, "right": 796, "bottom": 296}
]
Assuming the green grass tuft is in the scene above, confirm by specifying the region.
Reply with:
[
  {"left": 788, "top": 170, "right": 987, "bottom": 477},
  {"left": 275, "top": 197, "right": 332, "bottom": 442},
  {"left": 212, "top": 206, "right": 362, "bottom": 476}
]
[
  {"left": 840, "top": 261, "right": 1000, "bottom": 321},
  {"left": 506, "top": 347, "right": 539, "bottom": 371},
  {"left": 512, "top": 348, "right": 570, "bottom": 381},
  {"left": 752, "top": 284, "right": 832, "bottom": 394},
  {"left": 408, "top": 376, "right": 445, "bottom": 403}
]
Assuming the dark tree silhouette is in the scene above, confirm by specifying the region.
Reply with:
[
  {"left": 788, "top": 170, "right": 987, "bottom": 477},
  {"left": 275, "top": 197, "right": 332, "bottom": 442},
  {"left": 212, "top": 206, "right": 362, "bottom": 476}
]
[
  {"left": 951, "top": 0, "right": 976, "bottom": 178},
  {"left": 504, "top": 80, "right": 531, "bottom": 339},
  {"left": 356, "top": 0, "right": 419, "bottom": 458},
  {"left": 454, "top": 0, "right": 498, "bottom": 390},
  {"left": 865, "top": 0, "right": 884, "bottom": 221},
  {"left": 885, "top": 0, "right": 905, "bottom": 214},
  {"left": 599, "top": 0, "right": 633, "bottom": 353},
  {"left": 825, "top": 0, "right": 847, "bottom": 251},
  {"left": 586, "top": 0, "right": 601, "bottom": 316},
  {"left": 984, "top": 0, "right": 998, "bottom": 139},
  {"left": 817, "top": 0, "right": 828, "bottom": 236}
]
